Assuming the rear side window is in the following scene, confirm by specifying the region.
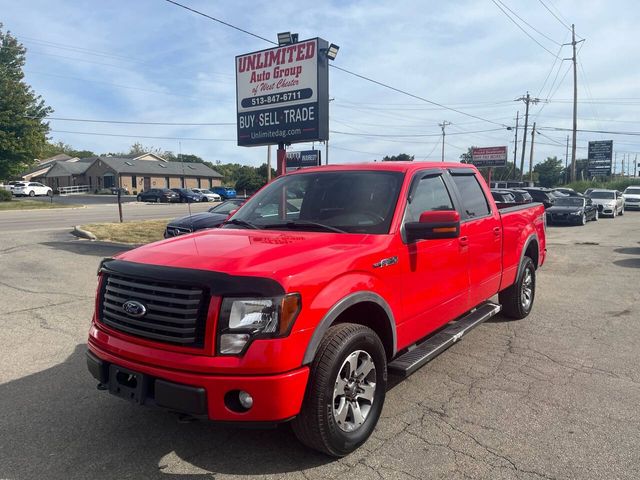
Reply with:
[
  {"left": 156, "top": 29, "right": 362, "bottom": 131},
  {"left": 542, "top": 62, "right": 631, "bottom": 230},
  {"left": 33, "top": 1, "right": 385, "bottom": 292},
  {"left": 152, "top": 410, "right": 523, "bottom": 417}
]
[
  {"left": 451, "top": 174, "right": 491, "bottom": 218},
  {"left": 405, "top": 175, "right": 454, "bottom": 223}
]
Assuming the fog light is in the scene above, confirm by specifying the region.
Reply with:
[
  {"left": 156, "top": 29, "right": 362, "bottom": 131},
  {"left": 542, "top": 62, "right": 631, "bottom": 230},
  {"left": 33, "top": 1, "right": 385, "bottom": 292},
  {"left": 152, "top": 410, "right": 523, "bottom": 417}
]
[
  {"left": 239, "top": 391, "right": 253, "bottom": 409},
  {"left": 219, "top": 333, "right": 250, "bottom": 354}
]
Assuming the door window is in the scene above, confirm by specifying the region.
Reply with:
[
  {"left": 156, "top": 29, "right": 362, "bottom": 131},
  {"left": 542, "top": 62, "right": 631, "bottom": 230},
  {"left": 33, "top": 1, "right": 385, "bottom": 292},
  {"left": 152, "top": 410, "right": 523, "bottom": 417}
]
[
  {"left": 405, "top": 175, "right": 455, "bottom": 223},
  {"left": 450, "top": 174, "right": 490, "bottom": 218}
]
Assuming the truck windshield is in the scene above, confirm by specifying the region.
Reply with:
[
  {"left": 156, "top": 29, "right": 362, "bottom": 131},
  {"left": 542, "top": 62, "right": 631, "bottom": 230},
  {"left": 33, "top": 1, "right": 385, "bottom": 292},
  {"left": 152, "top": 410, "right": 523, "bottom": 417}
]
[{"left": 225, "top": 170, "right": 404, "bottom": 234}]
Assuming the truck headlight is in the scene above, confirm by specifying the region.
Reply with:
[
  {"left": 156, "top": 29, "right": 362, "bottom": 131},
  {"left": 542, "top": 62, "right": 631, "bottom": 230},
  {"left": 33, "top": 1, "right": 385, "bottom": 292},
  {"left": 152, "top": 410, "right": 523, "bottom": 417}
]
[{"left": 217, "top": 294, "right": 301, "bottom": 355}]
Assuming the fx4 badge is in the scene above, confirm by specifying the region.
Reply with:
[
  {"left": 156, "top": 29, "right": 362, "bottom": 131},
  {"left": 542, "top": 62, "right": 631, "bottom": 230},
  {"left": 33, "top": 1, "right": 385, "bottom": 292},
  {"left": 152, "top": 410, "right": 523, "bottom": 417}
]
[{"left": 373, "top": 256, "right": 398, "bottom": 269}]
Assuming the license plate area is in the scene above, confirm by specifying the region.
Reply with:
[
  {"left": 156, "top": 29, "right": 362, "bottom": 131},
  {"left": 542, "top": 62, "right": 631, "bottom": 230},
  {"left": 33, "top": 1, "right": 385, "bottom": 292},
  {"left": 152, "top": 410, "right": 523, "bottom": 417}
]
[{"left": 108, "top": 365, "right": 147, "bottom": 405}]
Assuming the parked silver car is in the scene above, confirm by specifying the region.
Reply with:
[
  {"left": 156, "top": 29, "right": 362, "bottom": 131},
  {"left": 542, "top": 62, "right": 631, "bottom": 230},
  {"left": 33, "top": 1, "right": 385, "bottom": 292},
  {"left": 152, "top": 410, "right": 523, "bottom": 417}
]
[
  {"left": 622, "top": 186, "right": 640, "bottom": 210},
  {"left": 588, "top": 189, "right": 624, "bottom": 217}
]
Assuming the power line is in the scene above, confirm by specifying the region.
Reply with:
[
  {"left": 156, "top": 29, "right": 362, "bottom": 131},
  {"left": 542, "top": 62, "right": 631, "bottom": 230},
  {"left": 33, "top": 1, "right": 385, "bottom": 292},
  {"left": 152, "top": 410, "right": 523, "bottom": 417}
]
[
  {"left": 494, "top": 0, "right": 562, "bottom": 46},
  {"left": 164, "top": 0, "right": 276, "bottom": 44},
  {"left": 164, "top": 0, "right": 509, "bottom": 128},
  {"left": 41, "top": 116, "right": 235, "bottom": 126},
  {"left": 538, "top": 127, "right": 640, "bottom": 136},
  {"left": 537, "top": 0, "right": 573, "bottom": 32},
  {"left": 50, "top": 129, "right": 236, "bottom": 141},
  {"left": 490, "top": 0, "right": 561, "bottom": 58},
  {"left": 330, "top": 128, "right": 506, "bottom": 138}
]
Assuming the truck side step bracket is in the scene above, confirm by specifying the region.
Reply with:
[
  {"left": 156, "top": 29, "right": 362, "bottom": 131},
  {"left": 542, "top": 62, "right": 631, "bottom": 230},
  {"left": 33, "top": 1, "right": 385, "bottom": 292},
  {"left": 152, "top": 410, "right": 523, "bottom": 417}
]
[{"left": 388, "top": 302, "right": 501, "bottom": 377}]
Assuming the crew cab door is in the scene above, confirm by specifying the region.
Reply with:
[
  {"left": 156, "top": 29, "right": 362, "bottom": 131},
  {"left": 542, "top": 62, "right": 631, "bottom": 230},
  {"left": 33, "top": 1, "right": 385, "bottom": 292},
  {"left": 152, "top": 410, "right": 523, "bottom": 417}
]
[
  {"left": 398, "top": 170, "right": 470, "bottom": 345},
  {"left": 449, "top": 169, "right": 502, "bottom": 307}
]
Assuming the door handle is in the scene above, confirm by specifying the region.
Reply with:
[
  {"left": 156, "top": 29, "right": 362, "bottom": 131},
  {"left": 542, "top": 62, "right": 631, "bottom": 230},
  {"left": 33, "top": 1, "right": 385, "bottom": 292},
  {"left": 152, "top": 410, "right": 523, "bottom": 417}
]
[
  {"left": 459, "top": 236, "right": 469, "bottom": 246},
  {"left": 493, "top": 227, "right": 501, "bottom": 236}
]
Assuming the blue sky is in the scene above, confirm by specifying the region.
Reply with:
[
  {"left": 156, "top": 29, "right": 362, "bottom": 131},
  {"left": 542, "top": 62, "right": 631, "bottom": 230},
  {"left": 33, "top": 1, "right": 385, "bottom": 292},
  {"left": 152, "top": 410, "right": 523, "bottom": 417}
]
[{"left": 2, "top": 0, "right": 639, "bottom": 172}]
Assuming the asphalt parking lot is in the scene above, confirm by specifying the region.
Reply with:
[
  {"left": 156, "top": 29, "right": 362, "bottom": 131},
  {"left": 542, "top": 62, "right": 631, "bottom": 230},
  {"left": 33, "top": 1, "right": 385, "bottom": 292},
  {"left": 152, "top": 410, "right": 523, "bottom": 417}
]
[{"left": 1, "top": 210, "right": 639, "bottom": 479}]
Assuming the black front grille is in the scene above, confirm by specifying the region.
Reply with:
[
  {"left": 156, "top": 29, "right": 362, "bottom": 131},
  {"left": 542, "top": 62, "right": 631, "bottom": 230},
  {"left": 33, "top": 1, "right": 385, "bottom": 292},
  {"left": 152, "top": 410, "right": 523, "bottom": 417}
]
[{"left": 100, "top": 273, "right": 209, "bottom": 347}]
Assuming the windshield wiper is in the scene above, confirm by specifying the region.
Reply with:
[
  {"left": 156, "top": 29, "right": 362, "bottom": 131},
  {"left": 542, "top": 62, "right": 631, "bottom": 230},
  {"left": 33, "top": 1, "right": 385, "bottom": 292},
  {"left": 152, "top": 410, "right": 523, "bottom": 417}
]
[
  {"left": 262, "top": 220, "right": 347, "bottom": 233},
  {"left": 225, "top": 218, "right": 259, "bottom": 229}
]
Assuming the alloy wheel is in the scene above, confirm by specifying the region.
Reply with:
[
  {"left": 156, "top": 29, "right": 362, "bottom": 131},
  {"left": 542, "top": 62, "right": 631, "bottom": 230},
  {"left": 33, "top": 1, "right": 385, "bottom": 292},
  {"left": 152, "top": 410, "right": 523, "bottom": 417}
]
[{"left": 333, "top": 350, "right": 377, "bottom": 433}]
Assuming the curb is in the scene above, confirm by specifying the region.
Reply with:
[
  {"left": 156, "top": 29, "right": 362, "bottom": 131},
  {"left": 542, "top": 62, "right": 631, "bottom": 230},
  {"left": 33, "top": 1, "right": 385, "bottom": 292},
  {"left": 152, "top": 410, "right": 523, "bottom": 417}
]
[{"left": 71, "top": 225, "right": 97, "bottom": 241}]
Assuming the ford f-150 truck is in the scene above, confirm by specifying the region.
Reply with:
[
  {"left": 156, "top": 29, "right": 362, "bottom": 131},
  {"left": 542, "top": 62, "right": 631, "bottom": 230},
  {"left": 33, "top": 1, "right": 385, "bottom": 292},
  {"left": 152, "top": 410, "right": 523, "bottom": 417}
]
[{"left": 87, "top": 162, "right": 546, "bottom": 457}]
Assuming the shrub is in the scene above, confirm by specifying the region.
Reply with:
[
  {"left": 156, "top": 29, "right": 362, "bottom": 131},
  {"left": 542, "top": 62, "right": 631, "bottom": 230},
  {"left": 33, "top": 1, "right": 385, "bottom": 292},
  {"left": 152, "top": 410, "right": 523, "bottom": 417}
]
[{"left": 0, "top": 189, "right": 12, "bottom": 202}]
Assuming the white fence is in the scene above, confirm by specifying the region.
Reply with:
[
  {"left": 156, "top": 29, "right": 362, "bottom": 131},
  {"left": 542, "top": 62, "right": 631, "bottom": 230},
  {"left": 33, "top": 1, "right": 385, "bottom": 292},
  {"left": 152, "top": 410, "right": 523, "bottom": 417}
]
[{"left": 58, "top": 185, "right": 91, "bottom": 195}]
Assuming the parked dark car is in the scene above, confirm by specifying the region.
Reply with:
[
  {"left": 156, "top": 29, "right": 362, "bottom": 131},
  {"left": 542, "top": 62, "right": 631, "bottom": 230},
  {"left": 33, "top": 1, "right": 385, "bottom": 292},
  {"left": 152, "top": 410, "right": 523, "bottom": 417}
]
[
  {"left": 552, "top": 187, "right": 582, "bottom": 197},
  {"left": 522, "top": 188, "right": 556, "bottom": 208},
  {"left": 506, "top": 189, "right": 533, "bottom": 204},
  {"left": 136, "top": 188, "right": 179, "bottom": 203},
  {"left": 546, "top": 196, "right": 598, "bottom": 225},
  {"left": 171, "top": 188, "right": 203, "bottom": 203},
  {"left": 164, "top": 199, "right": 245, "bottom": 238},
  {"left": 491, "top": 190, "right": 517, "bottom": 209},
  {"left": 210, "top": 186, "right": 237, "bottom": 199}
]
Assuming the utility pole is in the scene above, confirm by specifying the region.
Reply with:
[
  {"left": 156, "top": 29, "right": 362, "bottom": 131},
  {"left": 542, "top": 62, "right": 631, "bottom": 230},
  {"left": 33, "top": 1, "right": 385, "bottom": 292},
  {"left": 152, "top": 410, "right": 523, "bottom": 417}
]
[
  {"left": 529, "top": 122, "right": 536, "bottom": 183},
  {"left": 512, "top": 111, "right": 519, "bottom": 179},
  {"left": 516, "top": 92, "right": 540, "bottom": 180},
  {"left": 565, "top": 135, "right": 569, "bottom": 184},
  {"left": 439, "top": 121, "right": 451, "bottom": 162},
  {"left": 634, "top": 154, "right": 638, "bottom": 177},
  {"left": 564, "top": 24, "right": 584, "bottom": 182}
]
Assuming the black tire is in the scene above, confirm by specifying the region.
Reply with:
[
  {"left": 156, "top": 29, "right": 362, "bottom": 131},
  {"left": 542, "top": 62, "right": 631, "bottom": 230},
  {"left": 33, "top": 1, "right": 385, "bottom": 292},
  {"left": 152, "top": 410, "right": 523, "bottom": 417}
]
[
  {"left": 292, "top": 323, "right": 387, "bottom": 457},
  {"left": 580, "top": 213, "right": 586, "bottom": 226},
  {"left": 137, "top": 195, "right": 142, "bottom": 202},
  {"left": 593, "top": 210, "right": 598, "bottom": 221},
  {"left": 29, "top": 190, "right": 35, "bottom": 197},
  {"left": 499, "top": 256, "right": 536, "bottom": 320}
]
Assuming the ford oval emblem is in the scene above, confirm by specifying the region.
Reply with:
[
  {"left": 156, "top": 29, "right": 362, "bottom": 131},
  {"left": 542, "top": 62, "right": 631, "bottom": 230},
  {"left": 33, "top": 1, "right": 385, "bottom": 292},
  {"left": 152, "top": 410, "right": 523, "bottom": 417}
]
[{"left": 122, "top": 300, "right": 147, "bottom": 318}]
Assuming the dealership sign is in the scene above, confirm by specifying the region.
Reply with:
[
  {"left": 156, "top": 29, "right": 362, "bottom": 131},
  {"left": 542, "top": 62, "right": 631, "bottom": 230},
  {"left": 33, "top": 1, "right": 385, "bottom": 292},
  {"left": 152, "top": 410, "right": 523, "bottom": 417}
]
[
  {"left": 587, "top": 140, "right": 613, "bottom": 177},
  {"left": 236, "top": 38, "right": 329, "bottom": 147},
  {"left": 471, "top": 146, "right": 508, "bottom": 167},
  {"left": 286, "top": 150, "right": 321, "bottom": 172}
]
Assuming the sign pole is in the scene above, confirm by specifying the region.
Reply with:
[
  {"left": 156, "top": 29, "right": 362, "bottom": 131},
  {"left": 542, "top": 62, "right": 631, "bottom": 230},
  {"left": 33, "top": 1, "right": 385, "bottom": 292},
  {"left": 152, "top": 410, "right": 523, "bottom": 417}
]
[
  {"left": 277, "top": 142, "right": 286, "bottom": 177},
  {"left": 267, "top": 145, "right": 272, "bottom": 183},
  {"left": 487, "top": 167, "right": 492, "bottom": 187}
]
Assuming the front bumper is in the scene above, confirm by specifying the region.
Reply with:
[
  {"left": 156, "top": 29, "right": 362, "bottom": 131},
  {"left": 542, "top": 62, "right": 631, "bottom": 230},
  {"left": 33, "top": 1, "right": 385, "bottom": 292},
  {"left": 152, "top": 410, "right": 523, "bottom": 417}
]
[{"left": 87, "top": 342, "right": 309, "bottom": 422}]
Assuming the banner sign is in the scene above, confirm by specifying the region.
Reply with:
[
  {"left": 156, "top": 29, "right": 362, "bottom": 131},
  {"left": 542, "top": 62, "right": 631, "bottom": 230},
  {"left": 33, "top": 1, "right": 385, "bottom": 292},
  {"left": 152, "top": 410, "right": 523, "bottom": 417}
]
[
  {"left": 587, "top": 140, "right": 613, "bottom": 177},
  {"left": 286, "top": 150, "right": 321, "bottom": 172},
  {"left": 236, "top": 38, "right": 329, "bottom": 147},
  {"left": 471, "top": 146, "right": 508, "bottom": 167}
]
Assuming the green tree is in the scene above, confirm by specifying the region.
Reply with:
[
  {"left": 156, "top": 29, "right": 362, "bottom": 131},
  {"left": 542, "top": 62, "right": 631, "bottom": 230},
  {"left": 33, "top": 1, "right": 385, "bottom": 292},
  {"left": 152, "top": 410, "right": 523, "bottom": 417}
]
[
  {"left": 234, "top": 166, "right": 263, "bottom": 193},
  {"left": 534, "top": 156, "right": 564, "bottom": 187},
  {"left": 0, "top": 25, "right": 53, "bottom": 179},
  {"left": 382, "top": 153, "right": 414, "bottom": 161},
  {"left": 40, "top": 140, "right": 95, "bottom": 159}
]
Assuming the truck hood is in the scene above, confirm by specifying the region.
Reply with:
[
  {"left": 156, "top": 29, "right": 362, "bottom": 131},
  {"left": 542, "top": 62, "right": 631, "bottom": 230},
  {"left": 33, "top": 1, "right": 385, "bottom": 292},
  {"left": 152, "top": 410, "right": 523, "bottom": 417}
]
[{"left": 116, "top": 228, "right": 384, "bottom": 288}]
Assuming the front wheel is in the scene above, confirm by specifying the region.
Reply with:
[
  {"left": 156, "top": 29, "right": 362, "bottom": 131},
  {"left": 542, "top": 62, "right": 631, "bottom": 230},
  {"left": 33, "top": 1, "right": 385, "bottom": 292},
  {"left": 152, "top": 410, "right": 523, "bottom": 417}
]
[
  {"left": 499, "top": 256, "right": 536, "bottom": 319},
  {"left": 593, "top": 210, "right": 598, "bottom": 221},
  {"left": 136, "top": 195, "right": 142, "bottom": 202},
  {"left": 580, "top": 213, "right": 587, "bottom": 226},
  {"left": 620, "top": 206, "right": 624, "bottom": 216},
  {"left": 292, "top": 323, "right": 387, "bottom": 457},
  {"left": 29, "top": 190, "right": 35, "bottom": 197}
]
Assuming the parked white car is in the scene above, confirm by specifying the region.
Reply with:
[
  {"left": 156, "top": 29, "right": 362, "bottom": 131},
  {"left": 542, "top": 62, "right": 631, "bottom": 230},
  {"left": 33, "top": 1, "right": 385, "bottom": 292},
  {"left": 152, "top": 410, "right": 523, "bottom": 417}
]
[
  {"left": 11, "top": 182, "right": 53, "bottom": 197},
  {"left": 191, "top": 188, "right": 221, "bottom": 202},
  {"left": 588, "top": 189, "right": 624, "bottom": 217},
  {"left": 623, "top": 186, "right": 640, "bottom": 210}
]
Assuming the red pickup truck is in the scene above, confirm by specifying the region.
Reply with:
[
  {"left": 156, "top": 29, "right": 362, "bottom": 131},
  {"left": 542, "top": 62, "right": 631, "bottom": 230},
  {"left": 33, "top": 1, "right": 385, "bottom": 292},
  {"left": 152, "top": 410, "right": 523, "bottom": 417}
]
[{"left": 87, "top": 162, "right": 546, "bottom": 456}]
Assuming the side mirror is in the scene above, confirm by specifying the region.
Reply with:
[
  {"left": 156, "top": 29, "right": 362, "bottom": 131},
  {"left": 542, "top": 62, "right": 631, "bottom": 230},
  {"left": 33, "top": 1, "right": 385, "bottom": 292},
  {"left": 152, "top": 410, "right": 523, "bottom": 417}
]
[{"left": 405, "top": 210, "right": 460, "bottom": 242}]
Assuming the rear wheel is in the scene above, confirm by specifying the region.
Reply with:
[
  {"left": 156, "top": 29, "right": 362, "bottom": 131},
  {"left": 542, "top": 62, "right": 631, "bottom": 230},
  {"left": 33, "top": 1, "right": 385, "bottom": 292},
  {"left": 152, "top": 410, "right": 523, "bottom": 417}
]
[
  {"left": 292, "top": 323, "right": 387, "bottom": 457},
  {"left": 499, "top": 256, "right": 536, "bottom": 319},
  {"left": 29, "top": 190, "right": 35, "bottom": 197},
  {"left": 593, "top": 210, "right": 598, "bottom": 221}
]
